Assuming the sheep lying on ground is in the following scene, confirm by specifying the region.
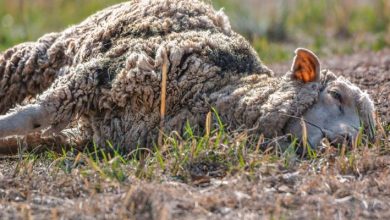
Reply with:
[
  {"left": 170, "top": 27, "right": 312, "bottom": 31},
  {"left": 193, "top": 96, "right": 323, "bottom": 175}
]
[{"left": 0, "top": 0, "right": 375, "bottom": 153}]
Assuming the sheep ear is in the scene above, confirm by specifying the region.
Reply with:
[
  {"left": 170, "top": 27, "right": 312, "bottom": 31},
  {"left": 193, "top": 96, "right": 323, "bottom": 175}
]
[{"left": 291, "top": 48, "right": 320, "bottom": 83}]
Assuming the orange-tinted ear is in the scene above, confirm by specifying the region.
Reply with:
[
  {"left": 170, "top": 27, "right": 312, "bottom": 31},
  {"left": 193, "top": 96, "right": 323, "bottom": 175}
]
[{"left": 291, "top": 48, "right": 320, "bottom": 83}]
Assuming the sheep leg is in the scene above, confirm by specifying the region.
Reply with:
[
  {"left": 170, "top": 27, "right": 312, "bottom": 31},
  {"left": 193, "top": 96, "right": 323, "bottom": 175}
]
[
  {"left": 0, "top": 33, "right": 67, "bottom": 114},
  {"left": 0, "top": 128, "right": 90, "bottom": 155},
  {"left": 0, "top": 58, "right": 105, "bottom": 144},
  {"left": 0, "top": 104, "right": 51, "bottom": 138}
]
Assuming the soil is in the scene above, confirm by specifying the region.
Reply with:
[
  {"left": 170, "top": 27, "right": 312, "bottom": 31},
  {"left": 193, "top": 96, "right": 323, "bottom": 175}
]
[{"left": 0, "top": 49, "right": 389, "bottom": 220}]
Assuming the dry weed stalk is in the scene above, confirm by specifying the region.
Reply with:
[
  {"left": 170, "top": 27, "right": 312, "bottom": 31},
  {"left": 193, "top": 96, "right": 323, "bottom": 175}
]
[
  {"left": 158, "top": 52, "right": 169, "bottom": 147},
  {"left": 205, "top": 111, "right": 212, "bottom": 137}
]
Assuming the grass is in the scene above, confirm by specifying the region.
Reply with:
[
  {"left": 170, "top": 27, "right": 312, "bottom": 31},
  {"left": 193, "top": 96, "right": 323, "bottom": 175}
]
[
  {"left": 1, "top": 84, "right": 389, "bottom": 218},
  {"left": 0, "top": 2, "right": 386, "bottom": 179},
  {"left": 0, "top": 0, "right": 390, "bottom": 218},
  {"left": 0, "top": 0, "right": 125, "bottom": 51},
  {"left": 9, "top": 110, "right": 388, "bottom": 185},
  {"left": 2, "top": 114, "right": 388, "bottom": 220}
]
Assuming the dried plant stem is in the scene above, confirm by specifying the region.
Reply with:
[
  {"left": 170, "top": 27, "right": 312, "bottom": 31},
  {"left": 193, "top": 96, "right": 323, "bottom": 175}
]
[
  {"left": 158, "top": 53, "right": 169, "bottom": 147},
  {"left": 205, "top": 111, "right": 212, "bottom": 137}
]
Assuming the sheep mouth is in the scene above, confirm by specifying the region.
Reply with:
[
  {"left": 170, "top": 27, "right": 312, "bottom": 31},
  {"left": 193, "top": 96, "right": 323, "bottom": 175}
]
[{"left": 281, "top": 113, "right": 375, "bottom": 152}]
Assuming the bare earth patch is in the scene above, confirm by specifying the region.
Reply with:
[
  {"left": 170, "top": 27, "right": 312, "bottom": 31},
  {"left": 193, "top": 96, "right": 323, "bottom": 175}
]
[{"left": 1, "top": 49, "right": 389, "bottom": 219}]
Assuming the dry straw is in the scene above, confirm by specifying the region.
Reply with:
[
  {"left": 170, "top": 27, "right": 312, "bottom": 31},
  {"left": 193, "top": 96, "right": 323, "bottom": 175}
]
[
  {"left": 205, "top": 111, "right": 212, "bottom": 137},
  {"left": 158, "top": 52, "right": 169, "bottom": 147}
]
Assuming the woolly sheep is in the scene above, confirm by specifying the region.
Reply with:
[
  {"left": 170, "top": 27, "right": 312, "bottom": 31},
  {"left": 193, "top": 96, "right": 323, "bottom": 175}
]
[{"left": 0, "top": 0, "right": 375, "bottom": 153}]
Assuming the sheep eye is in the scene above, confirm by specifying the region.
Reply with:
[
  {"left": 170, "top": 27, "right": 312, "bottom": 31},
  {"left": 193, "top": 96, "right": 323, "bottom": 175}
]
[{"left": 329, "top": 90, "right": 342, "bottom": 102}]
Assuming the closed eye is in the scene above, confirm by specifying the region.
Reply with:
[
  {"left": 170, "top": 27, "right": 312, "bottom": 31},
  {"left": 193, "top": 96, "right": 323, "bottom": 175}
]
[
  {"left": 329, "top": 90, "right": 342, "bottom": 103},
  {"left": 328, "top": 90, "right": 344, "bottom": 114}
]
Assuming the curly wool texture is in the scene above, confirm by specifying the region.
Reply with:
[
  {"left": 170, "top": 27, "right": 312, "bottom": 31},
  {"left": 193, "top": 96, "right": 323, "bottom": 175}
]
[
  {"left": 0, "top": 33, "right": 69, "bottom": 114},
  {"left": 0, "top": 0, "right": 324, "bottom": 151}
]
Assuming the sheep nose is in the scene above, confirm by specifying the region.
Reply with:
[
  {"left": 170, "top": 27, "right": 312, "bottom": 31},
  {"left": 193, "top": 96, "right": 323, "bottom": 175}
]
[{"left": 329, "top": 133, "right": 354, "bottom": 147}]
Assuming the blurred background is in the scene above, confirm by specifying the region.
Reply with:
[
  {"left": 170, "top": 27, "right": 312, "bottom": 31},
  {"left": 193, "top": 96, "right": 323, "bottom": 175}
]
[{"left": 0, "top": 0, "right": 389, "bottom": 63}]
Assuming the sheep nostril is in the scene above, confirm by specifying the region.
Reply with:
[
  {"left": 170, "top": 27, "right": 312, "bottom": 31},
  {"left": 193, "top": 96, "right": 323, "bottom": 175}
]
[{"left": 33, "top": 123, "right": 41, "bottom": 129}]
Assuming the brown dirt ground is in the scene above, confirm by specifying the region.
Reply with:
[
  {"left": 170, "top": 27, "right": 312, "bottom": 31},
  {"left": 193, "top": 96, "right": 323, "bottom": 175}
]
[{"left": 0, "top": 49, "right": 389, "bottom": 220}]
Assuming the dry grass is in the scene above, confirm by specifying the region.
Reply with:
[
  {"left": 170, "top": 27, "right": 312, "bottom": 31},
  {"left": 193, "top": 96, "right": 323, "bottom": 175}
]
[
  {"left": 0, "top": 1, "right": 389, "bottom": 219},
  {"left": 0, "top": 119, "right": 389, "bottom": 219},
  {"left": 0, "top": 48, "right": 389, "bottom": 220},
  {"left": 158, "top": 51, "right": 169, "bottom": 147}
]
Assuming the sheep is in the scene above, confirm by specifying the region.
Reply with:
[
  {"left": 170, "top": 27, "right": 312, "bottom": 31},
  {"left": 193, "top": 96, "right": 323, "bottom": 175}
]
[{"left": 0, "top": 0, "right": 375, "bottom": 154}]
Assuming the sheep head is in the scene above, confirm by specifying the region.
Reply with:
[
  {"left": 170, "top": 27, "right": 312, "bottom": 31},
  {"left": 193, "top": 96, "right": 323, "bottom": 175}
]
[{"left": 285, "top": 48, "right": 376, "bottom": 149}]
